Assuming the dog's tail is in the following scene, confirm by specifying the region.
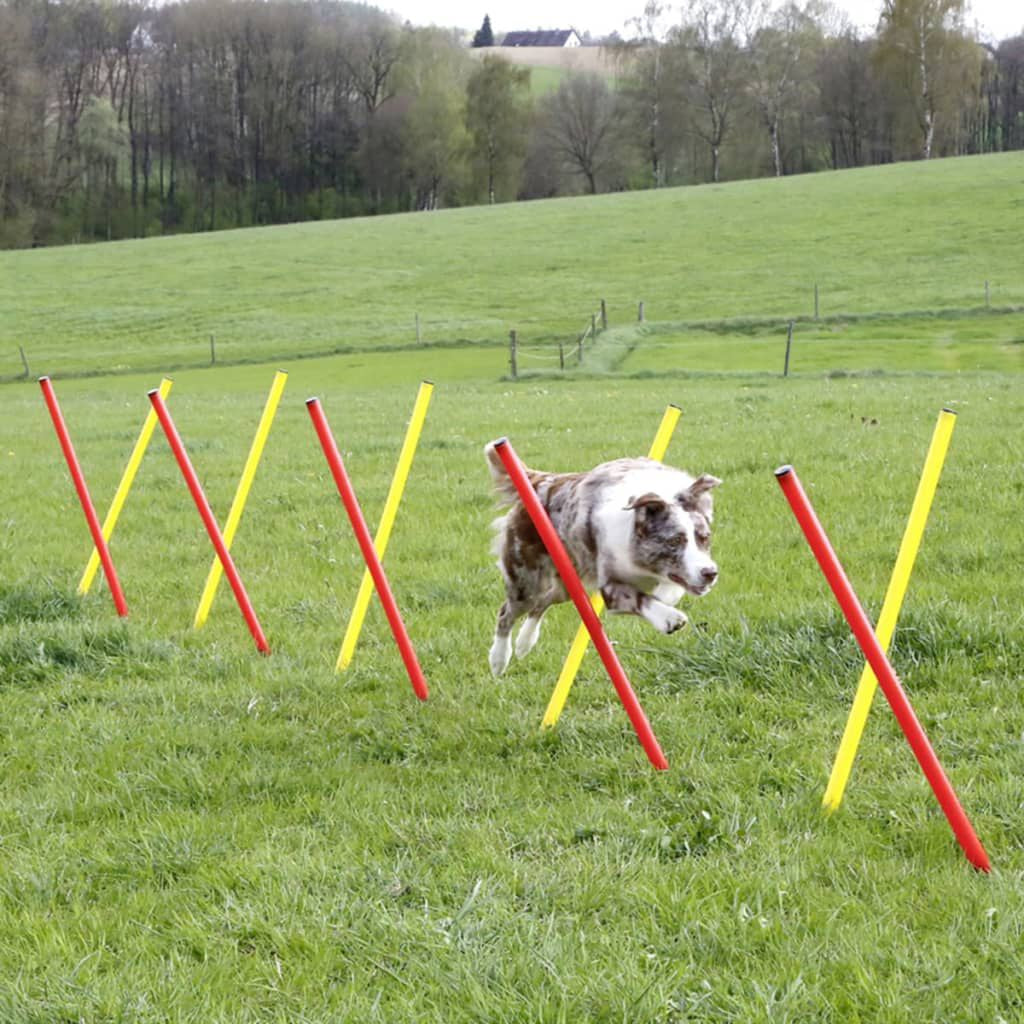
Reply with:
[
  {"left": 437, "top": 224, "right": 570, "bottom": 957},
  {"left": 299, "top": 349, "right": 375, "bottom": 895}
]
[
  {"left": 484, "top": 441, "right": 519, "bottom": 506},
  {"left": 485, "top": 440, "right": 545, "bottom": 507}
]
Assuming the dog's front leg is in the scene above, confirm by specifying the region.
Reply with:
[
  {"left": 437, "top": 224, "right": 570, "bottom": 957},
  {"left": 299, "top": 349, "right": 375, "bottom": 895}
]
[{"left": 601, "top": 580, "right": 688, "bottom": 635}]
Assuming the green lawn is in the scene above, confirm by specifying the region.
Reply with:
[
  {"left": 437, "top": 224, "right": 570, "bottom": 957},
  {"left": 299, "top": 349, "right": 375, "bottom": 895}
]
[{"left": 1, "top": 154, "right": 1023, "bottom": 1021}]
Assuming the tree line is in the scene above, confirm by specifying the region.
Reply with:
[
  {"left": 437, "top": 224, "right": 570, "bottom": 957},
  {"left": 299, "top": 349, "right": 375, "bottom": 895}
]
[{"left": 0, "top": 0, "right": 1021, "bottom": 248}]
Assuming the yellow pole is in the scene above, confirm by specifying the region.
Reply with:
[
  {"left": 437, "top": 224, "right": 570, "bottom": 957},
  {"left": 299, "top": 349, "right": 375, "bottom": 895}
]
[
  {"left": 542, "top": 404, "right": 682, "bottom": 728},
  {"left": 79, "top": 377, "right": 174, "bottom": 595},
  {"left": 822, "top": 408, "right": 957, "bottom": 812},
  {"left": 193, "top": 370, "right": 288, "bottom": 628},
  {"left": 336, "top": 380, "right": 435, "bottom": 671}
]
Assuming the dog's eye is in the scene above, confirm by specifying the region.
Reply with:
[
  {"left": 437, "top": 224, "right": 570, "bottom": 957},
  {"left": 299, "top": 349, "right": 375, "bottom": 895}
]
[
  {"left": 674, "top": 534, "right": 688, "bottom": 548},
  {"left": 696, "top": 530, "right": 710, "bottom": 545}
]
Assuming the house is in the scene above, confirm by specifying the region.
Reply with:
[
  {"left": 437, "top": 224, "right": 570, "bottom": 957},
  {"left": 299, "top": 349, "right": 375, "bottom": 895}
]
[{"left": 501, "top": 29, "right": 582, "bottom": 48}]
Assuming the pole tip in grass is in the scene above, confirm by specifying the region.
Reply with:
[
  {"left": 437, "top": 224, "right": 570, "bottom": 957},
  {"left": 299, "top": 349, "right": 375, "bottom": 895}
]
[{"left": 774, "top": 464, "right": 794, "bottom": 478}]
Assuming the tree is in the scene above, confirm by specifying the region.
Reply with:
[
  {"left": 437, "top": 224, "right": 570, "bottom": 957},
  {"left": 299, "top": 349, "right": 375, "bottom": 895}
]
[
  {"left": 614, "top": 1, "right": 681, "bottom": 187},
  {"left": 875, "top": 0, "right": 982, "bottom": 159},
  {"left": 818, "top": 29, "right": 885, "bottom": 167},
  {"left": 542, "top": 72, "right": 622, "bottom": 194},
  {"left": 671, "top": 0, "right": 756, "bottom": 183},
  {"left": 993, "top": 36, "right": 1024, "bottom": 150},
  {"left": 472, "top": 14, "right": 495, "bottom": 48},
  {"left": 747, "top": 1, "right": 825, "bottom": 176},
  {"left": 465, "top": 54, "right": 530, "bottom": 202},
  {"left": 399, "top": 28, "right": 471, "bottom": 210}
]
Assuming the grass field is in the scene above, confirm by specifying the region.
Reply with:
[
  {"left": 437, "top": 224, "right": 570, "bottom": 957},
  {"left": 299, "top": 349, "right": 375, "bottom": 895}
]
[
  {"left": 2, "top": 152, "right": 1022, "bottom": 380},
  {"left": 2, "top": 155, "right": 1024, "bottom": 1021}
]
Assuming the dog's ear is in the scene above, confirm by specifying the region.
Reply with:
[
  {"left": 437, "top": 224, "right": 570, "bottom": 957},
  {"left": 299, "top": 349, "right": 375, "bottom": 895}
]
[
  {"left": 625, "top": 493, "right": 668, "bottom": 532},
  {"left": 680, "top": 475, "right": 722, "bottom": 518},
  {"left": 625, "top": 492, "right": 667, "bottom": 513}
]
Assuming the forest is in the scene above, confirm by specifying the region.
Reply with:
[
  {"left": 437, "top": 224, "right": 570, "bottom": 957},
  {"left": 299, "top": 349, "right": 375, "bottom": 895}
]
[{"left": 0, "top": 0, "right": 1021, "bottom": 248}]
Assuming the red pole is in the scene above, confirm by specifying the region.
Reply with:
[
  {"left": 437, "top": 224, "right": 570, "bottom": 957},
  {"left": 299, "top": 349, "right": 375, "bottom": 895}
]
[
  {"left": 148, "top": 389, "right": 270, "bottom": 655},
  {"left": 492, "top": 438, "right": 668, "bottom": 771},
  {"left": 39, "top": 377, "right": 128, "bottom": 617},
  {"left": 775, "top": 465, "right": 989, "bottom": 872},
  {"left": 306, "top": 398, "right": 428, "bottom": 701}
]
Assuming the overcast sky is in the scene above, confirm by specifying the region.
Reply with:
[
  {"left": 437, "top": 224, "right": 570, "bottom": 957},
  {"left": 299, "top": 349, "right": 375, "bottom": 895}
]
[{"left": 383, "top": 0, "right": 1023, "bottom": 43}]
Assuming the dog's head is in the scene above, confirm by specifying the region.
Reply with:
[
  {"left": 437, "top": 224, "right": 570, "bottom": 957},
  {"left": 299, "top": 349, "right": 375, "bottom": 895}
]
[{"left": 625, "top": 474, "right": 721, "bottom": 595}]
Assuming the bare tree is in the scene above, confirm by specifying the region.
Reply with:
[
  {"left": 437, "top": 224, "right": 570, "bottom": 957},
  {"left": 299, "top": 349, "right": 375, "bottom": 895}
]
[
  {"left": 613, "top": 1, "right": 679, "bottom": 187},
  {"left": 542, "top": 72, "right": 621, "bottom": 194},
  {"left": 818, "top": 29, "right": 884, "bottom": 167},
  {"left": 671, "top": 0, "right": 756, "bottom": 183},
  {"left": 747, "top": 1, "right": 825, "bottom": 176}
]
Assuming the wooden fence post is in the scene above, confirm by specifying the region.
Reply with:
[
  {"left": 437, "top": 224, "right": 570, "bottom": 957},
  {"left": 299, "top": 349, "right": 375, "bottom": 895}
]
[
  {"left": 784, "top": 320, "right": 793, "bottom": 377},
  {"left": 209, "top": 335, "right": 216, "bottom": 365},
  {"left": 559, "top": 341, "right": 565, "bottom": 370},
  {"left": 577, "top": 335, "right": 584, "bottom": 363},
  {"left": 19, "top": 345, "right": 30, "bottom": 379},
  {"left": 600, "top": 299, "right": 607, "bottom": 330},
  {"left": 985, "top": 281, "right": 990, "bottom": 308},
  {"left": 638, "top": 300, "right": 645, "bottom": 323},
  {"left": 416, "top": 312, "right": 422, "bottom": 344},
  {"left": 814, "top": 283, "right": 819, "bottom": 320},
  {"left": 591, "top": 313, "right": 597, "bottom": 340},
  {"left": 509, "top": 330, "right": 518, "bottom": 379}
]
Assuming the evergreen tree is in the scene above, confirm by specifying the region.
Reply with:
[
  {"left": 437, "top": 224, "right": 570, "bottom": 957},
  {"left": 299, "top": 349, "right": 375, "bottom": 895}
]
[{"left": 472, "top": 14, "right": 495, "bottom": 48}]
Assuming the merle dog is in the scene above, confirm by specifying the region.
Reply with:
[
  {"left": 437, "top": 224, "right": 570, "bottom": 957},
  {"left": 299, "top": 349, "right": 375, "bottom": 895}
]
[{"left": 485, "top": 444, "right": 720, "bottom": 677}]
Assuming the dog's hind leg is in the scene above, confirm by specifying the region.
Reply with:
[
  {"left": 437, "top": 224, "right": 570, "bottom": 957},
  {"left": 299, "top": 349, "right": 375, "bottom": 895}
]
[
  {"left": 514, "top": 586, "right": 562, "bottom": 660},
  {"left": 490, "top": 598, "right": 528, "bottom": 677}
]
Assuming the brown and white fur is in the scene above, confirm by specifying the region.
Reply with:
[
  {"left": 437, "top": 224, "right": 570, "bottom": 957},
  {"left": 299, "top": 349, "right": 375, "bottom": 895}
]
[{"left": 485, "top": 444, "right": 721, "bottom": 677}]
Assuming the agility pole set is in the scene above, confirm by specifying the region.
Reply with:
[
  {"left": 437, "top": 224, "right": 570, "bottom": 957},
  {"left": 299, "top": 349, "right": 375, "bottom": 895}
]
[{"left": 39, "top": 378, "right": 989, "bottom": 869}]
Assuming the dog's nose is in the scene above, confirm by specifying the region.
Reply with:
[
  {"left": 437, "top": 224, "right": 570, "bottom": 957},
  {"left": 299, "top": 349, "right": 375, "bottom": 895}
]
[{"left": 701, "top": 566, "right": 718, "bottom": 583}]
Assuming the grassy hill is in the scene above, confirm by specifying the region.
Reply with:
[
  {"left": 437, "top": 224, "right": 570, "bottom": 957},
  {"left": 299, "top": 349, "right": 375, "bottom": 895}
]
[
  {"left": 2, "top": 152, "right": 1021, "bottom": 380},
  {"left": 1, "top": 153, "right": 1023, "bottom": 1020}
]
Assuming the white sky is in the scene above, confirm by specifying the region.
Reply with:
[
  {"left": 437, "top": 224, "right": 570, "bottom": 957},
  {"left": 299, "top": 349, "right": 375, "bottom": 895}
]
[{"left": 384, "top": 0, "right": 1024, "bottom": 43}]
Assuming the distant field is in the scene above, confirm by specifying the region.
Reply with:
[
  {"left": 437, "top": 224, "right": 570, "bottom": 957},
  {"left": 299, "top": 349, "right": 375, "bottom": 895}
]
[
  {"left": 470, "top": 44, "right": 619, "bottom": 76},
  {"left": 2, "top": 152, "right": 1022, "bottom": 381},
  {"left": 615, "top": 311, "right": 1024, "bottom": 376},
  {"left": 526, "top": 64, "right": 569, "bottom": 95}
]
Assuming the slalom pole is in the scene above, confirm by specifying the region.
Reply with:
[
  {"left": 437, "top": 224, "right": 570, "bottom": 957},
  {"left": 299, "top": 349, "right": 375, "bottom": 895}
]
[
  {"left": 543, "top": 403, "right": 681, "bottom": 728},
  {"left": 79, "top": 377, "right": 173, "bottom": 595},
  {"left": 823, "top": 409, "right": 957, "bottom": 813},
  {"left": 775, "top": 464, "right": 988, "bottom": 871},
  {"left": 148, "top": 389, "right": 269, "bottom": 654},
  {"left": 194, "top": 370, "right": 288, "bottom": 628},
  {"left": 306, "top": 397, "right": 428, "bottom": 701},
  {"left": 336, "top": 379, "right": 434, "bottom": 670},
  {"left": 492, "top": 438, "right": 668, "bottom": 771},
  {"left": 39, "top": 376, "right": 128, "bottom": 617}
]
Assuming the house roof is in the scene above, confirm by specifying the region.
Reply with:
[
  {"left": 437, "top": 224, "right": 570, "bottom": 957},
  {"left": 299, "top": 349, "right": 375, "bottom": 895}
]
[{"left": 501, "top": 29, "right": 578, "bottom": 47}]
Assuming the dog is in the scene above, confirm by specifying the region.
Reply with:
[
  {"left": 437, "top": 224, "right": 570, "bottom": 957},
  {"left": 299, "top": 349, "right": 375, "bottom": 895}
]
[{"left": 485, "top": 443, "right": 721, "bottom": 677}]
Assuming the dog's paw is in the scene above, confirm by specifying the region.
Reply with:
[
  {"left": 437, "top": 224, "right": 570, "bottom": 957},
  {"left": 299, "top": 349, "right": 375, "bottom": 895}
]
[
  {"left": 515, "top": 616, "right": 542, "bottom": 659},
  {"left": 648, "top": 604, "right": 688, "bottom": 635},
  {"left": 489, "top": 635, "right": 512, "bottom": 677}
]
